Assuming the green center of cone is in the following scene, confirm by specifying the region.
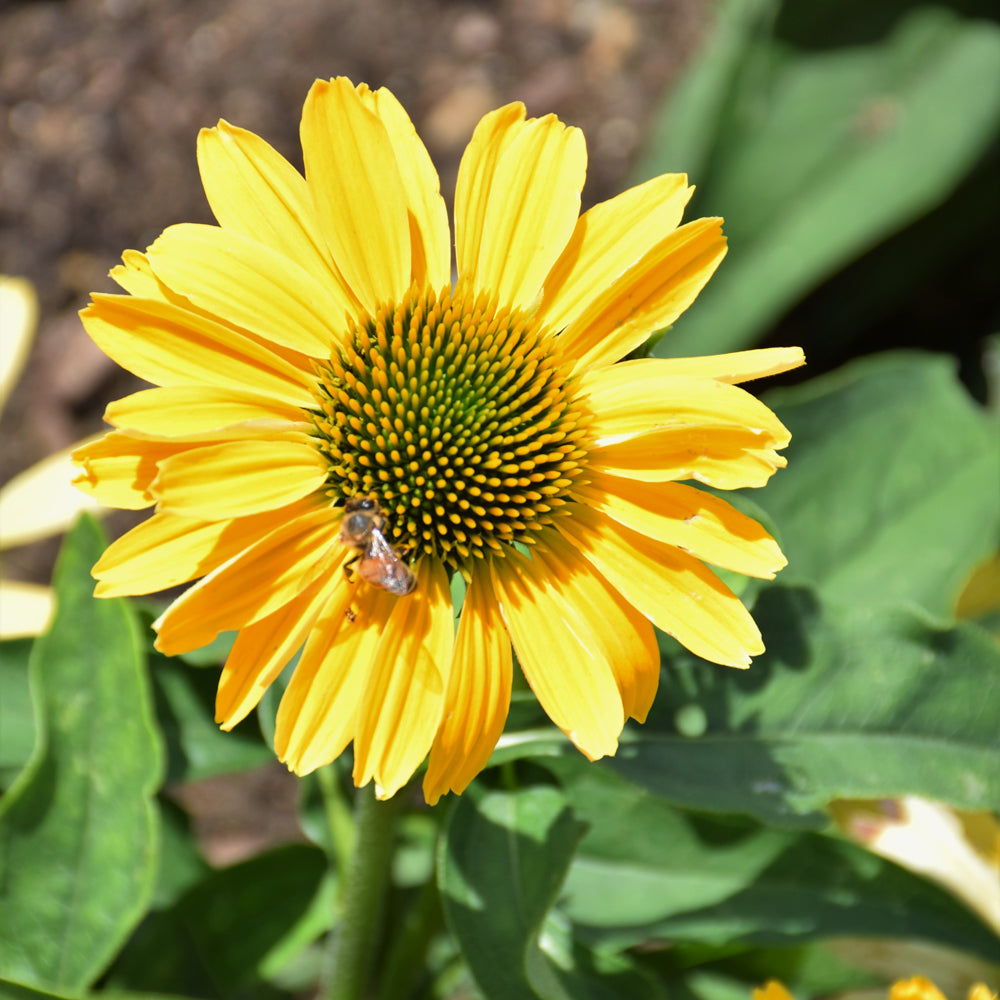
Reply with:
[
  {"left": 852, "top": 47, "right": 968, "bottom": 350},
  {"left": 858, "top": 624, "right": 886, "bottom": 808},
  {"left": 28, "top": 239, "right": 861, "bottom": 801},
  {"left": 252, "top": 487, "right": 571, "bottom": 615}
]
[{"left": 310, "top": 284, "right": 589, "bottom": 574}]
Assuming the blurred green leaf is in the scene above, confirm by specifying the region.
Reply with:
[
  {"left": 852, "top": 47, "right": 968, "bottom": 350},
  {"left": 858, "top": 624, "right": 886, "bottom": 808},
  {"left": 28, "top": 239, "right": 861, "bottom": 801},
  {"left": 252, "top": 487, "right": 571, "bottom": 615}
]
[
  {"left": 0, "top": 517, "right": 162, "bottom": 991},
  {"left": 758, "top": 352, "right": 1000, "bottom": 616},
  {"left": 0, "top": 638, "right": 34, "bottom": 789},
  {"left": 107, "top": 843, "right": 331, "bottom": 999},
  {"left": 0, "top": 983, "right": 186, "bottom": 1000},
  {"left": 440, "top": 786, "right": 660, "bottom": 1000},
  {"left": 150, "top": 651, "right": 272, "bottom": 783},
  {"left": 547, "top": 764, "right": 1000, "bottom": 962},
  {"left": 650, "top": 939, "right": 882, "bottom": 1000},
  {"left": 0, "top": 981, "right": 77, "bottom": 1000},
  {"left": 610, "top": 584, "right": 1000, "bottom": 821},
  {"left": 152, "top": 798, "right": 210, "bottom": 910},
  {"left": 641, "top": 2, "right": 1000, "bottom": 354}
]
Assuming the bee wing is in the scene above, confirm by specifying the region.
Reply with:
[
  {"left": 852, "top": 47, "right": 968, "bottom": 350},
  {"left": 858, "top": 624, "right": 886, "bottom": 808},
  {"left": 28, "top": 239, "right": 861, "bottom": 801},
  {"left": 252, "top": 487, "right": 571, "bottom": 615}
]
[{"left": 359, "top": 528, "right": 416, "bottom": 595}]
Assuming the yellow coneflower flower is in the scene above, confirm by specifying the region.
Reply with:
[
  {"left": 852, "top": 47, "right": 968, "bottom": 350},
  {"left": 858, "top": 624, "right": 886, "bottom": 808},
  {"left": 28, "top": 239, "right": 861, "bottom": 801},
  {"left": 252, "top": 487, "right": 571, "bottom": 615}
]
[{"left": 73, "top": 77, "right": 803, "bottom": 801}]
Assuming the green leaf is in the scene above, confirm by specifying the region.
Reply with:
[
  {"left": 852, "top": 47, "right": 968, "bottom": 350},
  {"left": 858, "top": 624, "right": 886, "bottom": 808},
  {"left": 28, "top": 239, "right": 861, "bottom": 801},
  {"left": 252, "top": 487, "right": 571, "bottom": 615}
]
[
  {"left": 654, "top": 939, "right": 883, "bottom": 1000},
  {"left": 0, "top": 981, "right": 77, "bottom": 1000},
  {"left": 152, "top": 798, "right": 210, "bottom": 910},
  {"left": 611, "top": 584, "right": 1000, "bottom": 821},
  {"left": 0, "top": 982, "right": 186, "bottom": 1000},
  {"left": 641, "top": 3, "right": 1000, "bottom": 354},
  {"left": 150, "top": 651, "right": 272, "bottom": 783},
  {"left": 0, "top": 517, "right": 163, "bottom": 991},
  {"left": 107, "top": 843, "right": 331, "bottom": 998},
  {"left": 758, "top": 352, "right": 1000, "bottom": 617},
  {"left": 0, "top": 638, "right": 35, "bottom": 788},
  {"left": 439, "top": 786, "right": 584, "bottom": 1000},
  {"left": 440, "top": 787, "right": 665, "bottom": 1000},
  {"left": 549, "top": 765, "right": 1000, "bottom": 963}
]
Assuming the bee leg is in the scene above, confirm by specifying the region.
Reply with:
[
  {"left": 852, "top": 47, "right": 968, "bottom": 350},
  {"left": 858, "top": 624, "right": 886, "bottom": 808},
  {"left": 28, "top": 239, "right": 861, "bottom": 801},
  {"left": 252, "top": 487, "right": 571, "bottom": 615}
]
[{"left": 343, "top": 552, "right": 360, "bottom": 583}]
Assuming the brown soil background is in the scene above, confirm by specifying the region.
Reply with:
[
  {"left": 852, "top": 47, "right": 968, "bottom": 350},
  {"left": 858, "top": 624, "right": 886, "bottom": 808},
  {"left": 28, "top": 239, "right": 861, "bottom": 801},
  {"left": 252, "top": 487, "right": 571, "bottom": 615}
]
[{"left": 2, "top": 0, "right": 708, "bottom": 864}]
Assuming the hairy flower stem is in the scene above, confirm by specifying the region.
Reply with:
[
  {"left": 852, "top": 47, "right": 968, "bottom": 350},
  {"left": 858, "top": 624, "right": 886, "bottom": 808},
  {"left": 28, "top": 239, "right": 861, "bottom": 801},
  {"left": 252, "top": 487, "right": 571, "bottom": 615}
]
[{"left": 323, "top": 782, "right": 405, "bottom": 1000}]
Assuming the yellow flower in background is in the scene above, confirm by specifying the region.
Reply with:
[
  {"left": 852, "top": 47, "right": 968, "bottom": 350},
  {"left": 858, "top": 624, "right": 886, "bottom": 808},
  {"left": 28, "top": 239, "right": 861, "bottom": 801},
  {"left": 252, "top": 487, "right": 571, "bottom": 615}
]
[
  {"left": 73, "top": 77, "right": 803, "bottom": 800},
  {"left": 754, "top": 979, "right": 996, "bottom": 1000}
]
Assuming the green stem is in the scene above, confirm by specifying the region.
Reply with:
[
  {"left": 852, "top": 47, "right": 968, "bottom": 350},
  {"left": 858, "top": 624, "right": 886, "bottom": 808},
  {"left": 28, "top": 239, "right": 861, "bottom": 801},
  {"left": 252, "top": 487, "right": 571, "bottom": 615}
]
[
  {"left": 322, "top": 782, "right": 404, "bottom": 1000},
  {"left": 376, "top": 863, "right": 444, "bottom": 1000},
  {"left": 317, "top": 761, "right": 356, "bottom": 875}
]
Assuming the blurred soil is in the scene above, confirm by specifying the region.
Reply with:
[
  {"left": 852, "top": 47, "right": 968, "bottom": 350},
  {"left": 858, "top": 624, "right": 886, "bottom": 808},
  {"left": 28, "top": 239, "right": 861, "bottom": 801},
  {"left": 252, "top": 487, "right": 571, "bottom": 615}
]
[{"left": 1, "top": 0, "right": 708, "bottom": 863}]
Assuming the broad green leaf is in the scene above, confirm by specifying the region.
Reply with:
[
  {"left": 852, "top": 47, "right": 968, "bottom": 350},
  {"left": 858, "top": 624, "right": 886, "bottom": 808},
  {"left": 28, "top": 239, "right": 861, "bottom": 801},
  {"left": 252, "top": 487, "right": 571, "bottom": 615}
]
[
  {"left": 0, "top": 517, "right": 162, "bottom": 991},
  {"left": 641, "top": 3, "right": 1000, "bottom": 354},
  {"left": 441, "top": 786, "right": 658, "bottom": 1000},
  {"left": 439, "top": 787, "right": 578, "bottom": 1000},
  {"left": 106, "top": 844, "right": 331, "bottom": 998},
  {"left": 547, "top": 764, "right": 1000, "bottom": 963},
  {"left": 757, "top": 352, "right": 1000, "bottom": 617},
  {"left": 150, "top": 651, "right": 272, "bottom": 783},
  {"left": 0, "top": 638, "right": 34, "bottom": 788},
  {"left": 611, "top": 584, "right": 1000, "bottom": 821}
]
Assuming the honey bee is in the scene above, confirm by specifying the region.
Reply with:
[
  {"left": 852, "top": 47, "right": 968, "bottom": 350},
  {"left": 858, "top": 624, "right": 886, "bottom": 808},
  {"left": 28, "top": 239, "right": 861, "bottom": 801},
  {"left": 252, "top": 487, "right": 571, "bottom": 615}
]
[{"left": 339, "top": 496, "right": 416, "bottom": 596}]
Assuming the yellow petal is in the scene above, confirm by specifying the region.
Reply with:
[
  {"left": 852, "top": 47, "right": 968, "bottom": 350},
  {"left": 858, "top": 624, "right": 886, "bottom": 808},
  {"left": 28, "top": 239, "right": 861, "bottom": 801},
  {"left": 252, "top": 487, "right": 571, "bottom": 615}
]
[
  {"left": 559, "top": 504, "right": 763, "bottom": 668},
  {"left": 196, "top": 119, "right": 363, "bottom": 315},
  {"left": 105, "top": 386, "right": 306, "bottom": 436},
  {"left": 589, "top": 426, "right": 787, "bottom": 490},
  {"left": 753, "top": 983, "right": 796, "bottom": 1000},
  {"left": 534, "top": 530, "right": 660, "bottom": 723},
  {"left": 889, "top": 978, "right": 947, "bottom": 1000},
  {"left": 967, "top": 986, "right": 996, "bottom": 1000},
  {"left": 109, "top": 250, "right": 171, "bottom": 299},
  {"left": 423, "top": 562, "right": 512, "bottom": 804},
  {"left": 0, "top": 438, "right": 105, "bottom": 548},
  {"left": 454, "top": 102, "right": 527, "bottom": 283},
  {"left": 538, "top": 173, "right": 691, "bottom": 333},
  {"left": 81, "top": 294, "right": 316, "bottom": 407},
  {"left": 473, "top": 114, "right": 587, "bottom": 310},
  {"left": 353, "top": 557, "right": 455, "bottom": 798},
  {"left": 276, "top": 586, "right": 394, "bottom": 775},
  {"left": 92, "top": 504, "right": 299, "bottom": 597},
  {"left": 146, "top": 223, "right": 349, "bottom": 357},
  {"left": 574, "top": 473, "right": 786, "bottom": 579},
  {"left": 358, "top": 87, "right": 451, "bottom": 290},
  {"left": 301, "top": 78, "right": 410, "bottom": 314},
  {"left": 655, "top": 347, "right": 806, "bottom": 384},
  {"left": 490, "top": 547, "right": 624, "bottom": 760},
  {"left": 0, "top": 580, "right": 54, "bottom": 640},
  {"left": 578, "top": 363, "right": 791, "bottom": 447},
  {"left": 153, "top": 501, "right": 339, "bottom": 655},
  {"left": 72, "top": 432, "right": 187, "bottom": 510},
  {"left": 216, "top": 575, "right": 333, "bottom": 730},
  {"left": 150, "top": 436, "right": 328, "bottom": 519},
  {"left": 0, "top": 275, "right": 38, "bottom": 417},
  {"left": 112, "top": 251, "right": 335, "bottom": 379},
  {"left": 558, "top": 218, "right": 727, "bottom": 372}
]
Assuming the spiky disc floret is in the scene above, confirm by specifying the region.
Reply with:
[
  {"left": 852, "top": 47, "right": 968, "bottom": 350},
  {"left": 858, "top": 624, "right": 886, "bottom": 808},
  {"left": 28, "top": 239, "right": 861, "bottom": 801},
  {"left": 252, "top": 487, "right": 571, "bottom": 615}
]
[{"left": 310, "top": 284, "right": 590, "bottom": 573}]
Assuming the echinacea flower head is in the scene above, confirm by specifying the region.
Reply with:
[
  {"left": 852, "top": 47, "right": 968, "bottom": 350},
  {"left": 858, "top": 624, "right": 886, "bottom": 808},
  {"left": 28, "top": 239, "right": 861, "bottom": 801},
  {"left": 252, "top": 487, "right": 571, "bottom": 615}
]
[{"left": 73, "top": 77, "right": 804, "bottom": 801}]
